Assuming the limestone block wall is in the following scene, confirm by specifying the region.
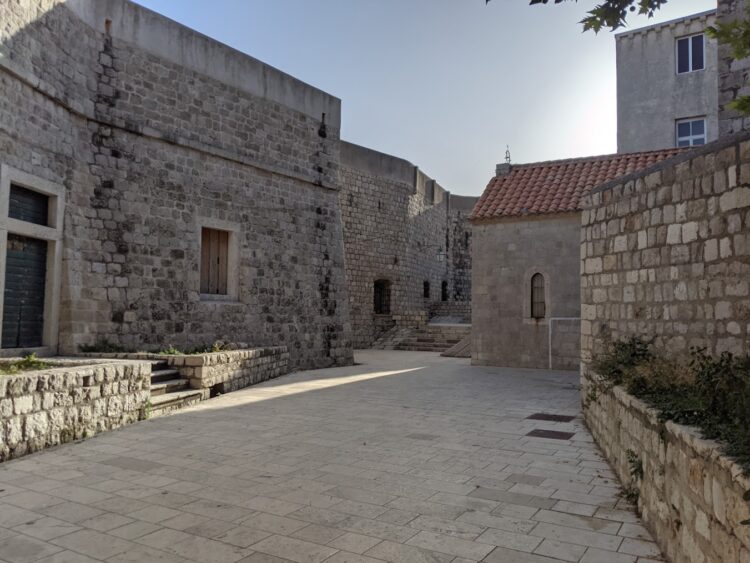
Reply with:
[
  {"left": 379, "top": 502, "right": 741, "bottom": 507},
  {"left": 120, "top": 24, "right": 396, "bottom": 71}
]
[
  {"left": 339, "top": 142, "right": 475, "bottom": 348},
  {"left": 472, "top": 213, "right": 581, "bottom": 370},
  {"left": 0, "top": 0, "right": 352, "bottom": 369},
  {"left": 582, "top": 373, "right": 750, "bottom": 563},
  {"left": 171, "top": 347, "right": 289, "bottom": 393},
  {"left": 718, "top": 0, "right": 750, "bottom": 137},
  {"left": 0, "top": 359, "right": 150, "bottom": 461},
  {"left": 581, "top": 132, "right": 750, "bottom": 365}
]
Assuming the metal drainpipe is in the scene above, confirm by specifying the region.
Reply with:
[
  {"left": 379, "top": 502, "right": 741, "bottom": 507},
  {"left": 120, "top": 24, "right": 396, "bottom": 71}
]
[{"left": 548, "top": 317, "right": 581, "bottom": 370}]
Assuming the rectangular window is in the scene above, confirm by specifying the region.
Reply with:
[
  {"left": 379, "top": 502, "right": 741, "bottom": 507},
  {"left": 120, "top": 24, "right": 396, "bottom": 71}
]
[
  {"left": 9, "top": 185, "right": 50, "bottom": 226},
  {"left": 676, "top": 34, "right": 705, "bottom": 74},
  {"left": 676, "top": 117, "right": 707, "bottom": 147},
  {"left": 200, "top": 228, "right": 229, "bottom": 295}
]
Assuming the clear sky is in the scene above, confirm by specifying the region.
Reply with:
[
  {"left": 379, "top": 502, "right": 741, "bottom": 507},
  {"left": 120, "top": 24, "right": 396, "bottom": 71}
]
[{"left": 132, "top": 0, "right": 715, "bottom": 195}]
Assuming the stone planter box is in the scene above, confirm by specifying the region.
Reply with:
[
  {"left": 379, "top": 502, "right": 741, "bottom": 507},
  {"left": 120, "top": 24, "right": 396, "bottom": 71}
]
[
  {"left": 82, "top": 347, "right": 289, "bottom": 394},
  {"left": 0, "top": 358, "right": 150, "bottom": 462},
  {"left": 582, "top": 372, "right": 750, "bottom": 563}
]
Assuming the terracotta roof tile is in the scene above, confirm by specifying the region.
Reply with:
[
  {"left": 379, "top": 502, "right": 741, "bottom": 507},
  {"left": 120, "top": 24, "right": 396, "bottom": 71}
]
[{"left": 469, "top": 148, "right": 685, "bottom": 221}]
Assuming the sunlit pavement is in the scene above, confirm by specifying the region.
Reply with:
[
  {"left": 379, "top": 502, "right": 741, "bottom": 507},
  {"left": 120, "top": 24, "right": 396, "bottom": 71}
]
[{"left": 0, "top": 351, "right": 663, "bottom": 562}]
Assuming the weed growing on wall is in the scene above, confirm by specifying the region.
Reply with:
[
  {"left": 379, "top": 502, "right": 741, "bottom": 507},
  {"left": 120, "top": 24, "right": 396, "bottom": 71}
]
[
  {"left": 592, "top": 337, "right": 750, "bottom": 472},
  {"left": 0, "top": 354, "right": 51, "bottom": 375}
]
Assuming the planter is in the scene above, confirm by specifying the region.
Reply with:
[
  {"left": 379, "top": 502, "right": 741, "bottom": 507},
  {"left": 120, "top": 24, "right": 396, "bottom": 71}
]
[
  {"left": 582, "top": 372, "right": 750, "bottom": 563},
  {"left": 0, "top": 358, "right": 150, "bottom": 461}
]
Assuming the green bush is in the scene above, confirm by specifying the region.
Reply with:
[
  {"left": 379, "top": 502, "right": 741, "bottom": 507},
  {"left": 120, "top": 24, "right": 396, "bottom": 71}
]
[
  {"left": 0, "top": 353, "right": 51, "bottom": 375},
  {"left": 592, "top": 338, "right": 750, "bottom": 472}
]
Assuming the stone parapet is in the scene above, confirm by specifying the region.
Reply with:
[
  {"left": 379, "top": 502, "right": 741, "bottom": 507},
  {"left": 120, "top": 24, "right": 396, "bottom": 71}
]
[
  {"left": 582, "top": 371, "right": 750, "bottom": 563},
  {"left": 0, "top": 358, "right": 150, "bottom": 461}
]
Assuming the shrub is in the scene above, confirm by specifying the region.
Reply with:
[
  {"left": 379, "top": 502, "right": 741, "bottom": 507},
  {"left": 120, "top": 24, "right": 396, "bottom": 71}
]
[
  {"left": 592, "top": 339, "right": 750, "bottom": 472},
  {"left": 0, "top": 353, "right": 51, "bottom": 375}
]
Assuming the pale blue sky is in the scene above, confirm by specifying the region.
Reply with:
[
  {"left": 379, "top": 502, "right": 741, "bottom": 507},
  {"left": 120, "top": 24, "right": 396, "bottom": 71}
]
[{"left": 133, "top": 0, "right": 715, "bottom": 195}]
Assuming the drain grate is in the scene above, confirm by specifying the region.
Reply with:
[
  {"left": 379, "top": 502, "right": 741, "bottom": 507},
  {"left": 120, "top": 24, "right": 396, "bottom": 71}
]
[
  {"left": 527, "top": 413, "right": 576, "bottom": 423},
  {"left": 526, "top": 429, "right": 575, "bottom": 440}
]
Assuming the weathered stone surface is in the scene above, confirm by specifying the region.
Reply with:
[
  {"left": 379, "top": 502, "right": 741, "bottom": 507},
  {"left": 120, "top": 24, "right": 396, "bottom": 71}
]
[
  {"left": 581, "top": 134, "right": 750, "bottom": 362},
  {"left": 339, "top": 142, "right": 475, "bottom": 348},
  {"left": 582, "top": 372, "right": 750, "bottom": 563},
  {"left": 0, "top": 0, "right": 352, "bottom": 370},
  {"left": 0, "top": 359, "right": 149, "bottom": 462},
  {"left": 581, "top": 132, "right": 750, "bottom": 563}
]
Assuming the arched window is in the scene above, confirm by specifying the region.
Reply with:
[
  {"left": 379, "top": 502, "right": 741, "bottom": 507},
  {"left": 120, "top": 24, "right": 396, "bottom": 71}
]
[
  {"left": 423, "top": 281, "right": 430, "bottom": 299},
  {"left": 441, "top": 281, "right": 448, "bottom": 302},
  {"left": 374, "top": 279, "right": 391, "bottom": 314},
  {"left": 531, "top": 273, "right": 546, "bottom": 319}
]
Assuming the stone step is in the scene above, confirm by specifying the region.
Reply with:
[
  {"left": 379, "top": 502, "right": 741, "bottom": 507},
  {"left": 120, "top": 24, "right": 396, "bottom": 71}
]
[
  {"left": 151, "top": 368, "right": 181, "bottom": 384},
  {"left": 150, "top": 389, "right": 206, "bottom": 418},
  {"left": 150, "top": 378, "right": 189, "bottom": 396}
]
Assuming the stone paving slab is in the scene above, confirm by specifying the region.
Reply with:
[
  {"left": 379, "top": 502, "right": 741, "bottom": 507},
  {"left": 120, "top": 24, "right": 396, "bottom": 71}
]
[{"left": 0, "top": 351, "right": 663, "bottom": 563}]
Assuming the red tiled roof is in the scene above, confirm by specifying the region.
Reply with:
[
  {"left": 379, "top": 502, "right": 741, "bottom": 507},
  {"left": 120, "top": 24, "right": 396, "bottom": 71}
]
[{"left": 470, "top": 149, "right": 685, "bottom": 221}]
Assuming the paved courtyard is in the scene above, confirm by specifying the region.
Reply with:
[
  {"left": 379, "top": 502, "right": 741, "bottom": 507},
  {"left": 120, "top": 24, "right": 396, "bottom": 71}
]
[{"left": 0, "top": 351, "right": 662, "bottom": 563}]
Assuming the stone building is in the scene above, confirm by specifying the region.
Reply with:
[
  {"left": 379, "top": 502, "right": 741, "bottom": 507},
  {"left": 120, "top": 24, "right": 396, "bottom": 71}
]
[
  {"left": 617, "top": 9, "right": 719, "bottom": 153},
  {"left": 470, "top": 150, "right": 680, "bottom": 370},
  {"left": 0, "top": 0, "right": 353, "bottom": 369},
  {"left": 0, "top": 0, "right": 477, "bottom": 366},
  {"left": 339, "top": 142, "right": 475, "bottom": 348}
]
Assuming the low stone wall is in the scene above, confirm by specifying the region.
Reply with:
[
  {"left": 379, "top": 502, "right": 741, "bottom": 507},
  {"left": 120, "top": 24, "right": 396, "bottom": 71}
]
[
  {"left": 582, "top": 372, "right": 750, "bottom": 563},
  {"left": 0, "top": 359, "right": 150, "bottom": 462},
  {"left": 82, "top": 346, "right": 289, "bottom": 394},
  {"left": 170, "top": 347, "right": 289, "bottom": 393}
]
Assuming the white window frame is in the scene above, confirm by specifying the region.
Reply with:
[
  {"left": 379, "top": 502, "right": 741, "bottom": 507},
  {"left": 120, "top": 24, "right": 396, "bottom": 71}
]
[
  {"left": 676, "top": 33, "right": 705, "bottom": 75},
  {"left": 198, "top": 217, "right": 240, "bottom": 302},
  {"left": 0, "top": 165, "right": 65, "bottom": 355},
  {"left": 676, "top": 117, "right": 707, "bottom": 147}
]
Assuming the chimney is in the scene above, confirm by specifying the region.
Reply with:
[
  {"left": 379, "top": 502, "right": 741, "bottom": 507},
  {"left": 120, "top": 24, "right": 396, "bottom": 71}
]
[{"left": 496, "top": 162, "right": 512, "bottom": 177}]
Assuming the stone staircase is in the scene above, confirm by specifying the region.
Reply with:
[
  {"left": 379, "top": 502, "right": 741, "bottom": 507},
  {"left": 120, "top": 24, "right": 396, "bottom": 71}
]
[
  {"left": 441, "top": 332, "right": 472, "bottom": 358},
  {"left": 148, "top": 360, "right": 206, "bottom": 417},
  {"left": 373, "top": 323, "right": 471, "bottom": 353}
]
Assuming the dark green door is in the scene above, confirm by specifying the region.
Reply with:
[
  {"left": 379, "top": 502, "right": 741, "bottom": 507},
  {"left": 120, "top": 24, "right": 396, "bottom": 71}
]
[{"left": 2, "top": 234, "right": 48, "bottom": 349}]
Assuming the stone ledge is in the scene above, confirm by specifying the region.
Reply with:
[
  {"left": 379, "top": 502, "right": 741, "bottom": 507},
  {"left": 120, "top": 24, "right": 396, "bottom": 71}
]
[
  {"left": 582, "top": 371, "right": 750, "bottom": 563},
  {"left": 0, "top": 359, "right": 150, "bottom": 462}
]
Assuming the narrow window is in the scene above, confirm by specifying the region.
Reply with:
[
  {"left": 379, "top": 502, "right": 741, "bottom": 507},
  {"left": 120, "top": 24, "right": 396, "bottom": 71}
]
[
  {"left": 676, "top": 34, "right": 705, "bottom": 74},
  {"left": 531, "top": 273, "right": 546, "bottom": 319},
  {"left": 200, "top": 228, "right": 229, "bottom": 295},
  {"left": 423, "top": 281, "right": 430, "bottom": 299},
  {"left": 374, "top": 279, "right": 391, "bottom": 314},
  {"left": 441, "top": 281, "right": 448, "bottom": 302},
  {"left": 676, "top": 117, "right": 706, "bottom": 147}
]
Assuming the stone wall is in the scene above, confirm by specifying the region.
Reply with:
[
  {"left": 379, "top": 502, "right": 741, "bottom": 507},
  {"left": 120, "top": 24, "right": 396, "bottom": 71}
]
[
  {"left": 82, "top": 346, "right": 289, "bottom": 394},
  {"left": 472, "top": 213, "right": 581, "bottom": 370},
  {"left": 0, "top": 0, "right": 352, "bottom": 369},
  {"left": 339, "top": 142, "right": 475, "bottom": 348},
  {"left": 0, "top": 358, "right": 150, "bottom": 461},
  {"left": 582, "top": 372, "right": 750, "bottom": 563},
  {"left": 167, "top": 347, "right": 288, "bottom": 393},
  {"left": 581, "top": 132, "right": 750, "bottom": 365},
  {"left": 718, "top": 0, "right": 750, "bottom": 137}
]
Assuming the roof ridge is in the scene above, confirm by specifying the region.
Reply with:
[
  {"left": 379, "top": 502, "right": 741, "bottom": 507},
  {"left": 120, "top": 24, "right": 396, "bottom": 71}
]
[{"left": 511, "top": 148, "right": 684, "bottom": 169}]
